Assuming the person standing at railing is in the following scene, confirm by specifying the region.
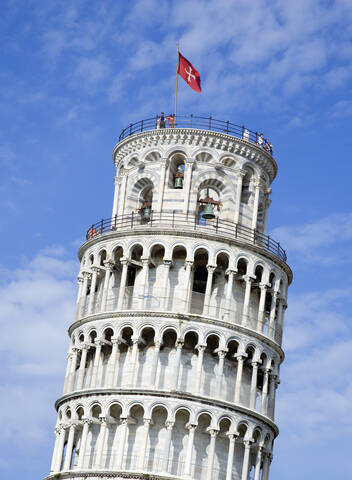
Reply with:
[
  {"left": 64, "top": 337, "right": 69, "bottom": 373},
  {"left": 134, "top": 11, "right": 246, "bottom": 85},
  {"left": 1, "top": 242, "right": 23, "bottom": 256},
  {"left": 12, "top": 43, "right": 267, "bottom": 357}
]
[
  {"left": 160, "top": 112, "right": 166, "bottom": 128},
  {"left": 156, "top": 116, "right": 161, "bottom": 129},
  {"left": 258, "top": 133, "right": 264, "bottom": 148},
  {"left": 167, "top": 114, "right": 174, "bottom": 128},
  {"left": 243, "top": 128, "right": 250, "bottom": 142}
]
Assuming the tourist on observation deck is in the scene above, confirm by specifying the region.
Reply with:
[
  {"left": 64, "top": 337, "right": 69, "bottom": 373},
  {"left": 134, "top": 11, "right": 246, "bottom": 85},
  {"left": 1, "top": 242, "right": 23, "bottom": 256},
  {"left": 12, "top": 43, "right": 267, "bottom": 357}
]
[{"left": 243, "top": 128, "right": 250, "bottom": 141}]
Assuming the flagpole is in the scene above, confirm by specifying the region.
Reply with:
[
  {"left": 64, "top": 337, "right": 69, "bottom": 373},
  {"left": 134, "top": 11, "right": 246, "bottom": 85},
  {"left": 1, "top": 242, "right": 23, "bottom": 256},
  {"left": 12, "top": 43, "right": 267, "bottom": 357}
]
[{"left": 174, "top": 41, "right": 179, "bottom": 123}]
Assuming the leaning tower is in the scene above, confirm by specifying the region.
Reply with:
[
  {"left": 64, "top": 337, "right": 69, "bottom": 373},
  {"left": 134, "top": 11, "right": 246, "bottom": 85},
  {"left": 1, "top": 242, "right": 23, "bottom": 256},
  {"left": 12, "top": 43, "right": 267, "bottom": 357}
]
[{"left": 47, "top": 115, "right": 292, "bottom": 480}]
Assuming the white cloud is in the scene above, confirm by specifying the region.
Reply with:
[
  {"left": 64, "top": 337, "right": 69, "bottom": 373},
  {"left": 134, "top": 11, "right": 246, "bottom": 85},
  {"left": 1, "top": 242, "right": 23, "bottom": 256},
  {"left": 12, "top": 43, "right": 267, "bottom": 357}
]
[
  {"left": 271, "top": 213, "right": 352, "bottom": 256},
  {"left": 0, "top": 247, "right": 76, "bottom": 466}
]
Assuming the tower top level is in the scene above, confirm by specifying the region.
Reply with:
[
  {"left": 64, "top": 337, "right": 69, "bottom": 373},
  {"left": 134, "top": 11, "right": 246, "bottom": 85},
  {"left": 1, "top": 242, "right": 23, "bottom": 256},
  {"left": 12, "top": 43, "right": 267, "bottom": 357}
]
[{"left": 113, "top": 115, "right": 277, "bottom": 183}]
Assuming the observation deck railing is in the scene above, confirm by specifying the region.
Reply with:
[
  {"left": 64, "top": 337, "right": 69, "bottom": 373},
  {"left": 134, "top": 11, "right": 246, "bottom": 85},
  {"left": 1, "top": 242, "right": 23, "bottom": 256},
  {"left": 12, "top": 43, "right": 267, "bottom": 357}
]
[
  {"left": 77, "top": 287, "right": 283, "bottom": 345},
  {"left": 118, "top": 114, "right": 274, "bottom": 156},
  {"left": 86, "top": 212, "right": 287, "bottom": 262}
]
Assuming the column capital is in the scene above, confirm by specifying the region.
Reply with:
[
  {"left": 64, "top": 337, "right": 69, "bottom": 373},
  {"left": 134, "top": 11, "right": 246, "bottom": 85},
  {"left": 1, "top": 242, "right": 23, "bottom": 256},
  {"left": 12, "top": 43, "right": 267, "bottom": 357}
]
[
  {"left": 141, "top": 257, "right": 150, "bottom": 266},
  {"left": 206, "top": 427, "right": 219, "bottom": 437},
  {"left": 110, "top": 337, "right": 120, "bottom": 345},
  {"left": 185, "top": 158, "right": 196, "bottom": 165},
  {"left": 143, "top": 417, "right": 152, "bottom": 426},
  {"left": 99, "top": 416, "right": 108, "bottom": 424},
  {"left": 251, "top": 361, "right": 260, "bottom": 367},
  {"left": 236, "top": 168, "right": 247, "bottom": 177},
  {"left": 184, "top": 260, "right": 193, "bottom": 269},
  {"left": 243, "top": 439, "right": 253, "bottom": 448},
  {"left": 131, "top": 335, "right": 140, "bottom": 344},
  {"left": 176, "top": 338, "right": 184, "bottom": 348},
  {"left": 234, "top": 352, "right": 247, "bottom": 360},
  {"left": 103, "top": 260, "right": 114, "bottom": 270},
  {"left": 196, "top": 343, "right": 206, "bottom": 352},
  {"left": 165, "top": 420, "right": 175, "bottom": 429},
  {"left": 216, "top": 348, "right": 228, "bottom": 359},
  {"left": 82, "top": 271, "right": 92, "bottom": 280},
  {"left": 259, "top": 282, "right": 269, "bottom": 290},
  {"left": 206, "top": 264, "right": 217, "bottom": 273},
  {"left": 225, "top": 268, "right": 237, "bottom": 276},
  {"left": 94, "top": 339, "right": 104, "bottom": 347},
  {"left": 243, "top": 275, "right": 254, "bottom": 283},
  {"left": 120, "top": 257, "right": 129, "bottom": 266},
  {"left": 226, "top": 432, "right": 238, "bottom": 441},
  {"left": 82, "top": 418, "right": 93, "bottom": 426},
  {"left": 77, "top": 275, "right": 84, "bottom": 284},
  {"left": 186, "top": 422, "right": 197, "bottom": 431},
  {"left": 163, "top": 259, "right": 173, "bottom": 267},
  {"left": 66, "top": 352, "right": 73, "bottom": 360},
  {"left": 154, "top": 340, "right": 162, "bottom": 349}
]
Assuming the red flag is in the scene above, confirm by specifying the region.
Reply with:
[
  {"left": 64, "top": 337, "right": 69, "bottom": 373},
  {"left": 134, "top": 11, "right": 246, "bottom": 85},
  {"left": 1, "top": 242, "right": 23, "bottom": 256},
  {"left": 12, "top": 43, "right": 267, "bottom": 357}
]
[{"left": 177, "top": 52, "right": 201, "bottom": 92}]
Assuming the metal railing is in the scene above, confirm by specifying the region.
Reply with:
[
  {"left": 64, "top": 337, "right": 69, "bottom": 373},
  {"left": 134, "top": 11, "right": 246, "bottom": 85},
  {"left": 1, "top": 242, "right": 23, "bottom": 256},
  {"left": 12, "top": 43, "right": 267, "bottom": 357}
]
[
  {"left": 86, "top": 211, "right": 287, "bottom": 262},
  {"left": 118, "top": 114, "right": 273, "bottom": 155}
]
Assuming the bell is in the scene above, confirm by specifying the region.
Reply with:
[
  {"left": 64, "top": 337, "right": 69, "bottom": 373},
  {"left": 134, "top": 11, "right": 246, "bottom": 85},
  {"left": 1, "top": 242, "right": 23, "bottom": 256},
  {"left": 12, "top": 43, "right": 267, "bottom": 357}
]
[
  {"left": 202, "top": 203, "right": 216, "bottom": 219},
  {"left": 174, "top": 176, "right": 183, "bottom": 189},
  {"left": 142, "top": 206, "right": 151, "bottom": 220}
]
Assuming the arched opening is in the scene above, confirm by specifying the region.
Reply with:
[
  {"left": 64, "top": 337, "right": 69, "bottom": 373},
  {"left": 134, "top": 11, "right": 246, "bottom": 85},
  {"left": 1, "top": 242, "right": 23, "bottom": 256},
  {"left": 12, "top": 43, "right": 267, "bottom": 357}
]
[
  {"left": 169, "top": 409, "right": 190, "bottom": 475},
  {"left": 117, "top": 327, "right": 133, "bottom": 387},
  {"left": 135, "top": 327, "right": 156, "bottom": 388},
  {"left": 149, "top": 406, "right": 169, "bottom": 470},
  {"left": 87, "top": 405, "right": 102, "bottom": 468},
  {"left": 190, "top": 248, "right": 209, "bottom": 314},
  {"left": 193, "top": 413, "right": 212, "bottom": 479},
  {"left": 125, "top": 405, "right": 145, "bottom": 470},
  {"left": 197, "top": 179, "right": 223, "bottom": 224},
  {"left": 224, "top": 340, "right": 239, "bottom": 401},
  {"left": 169, "top": 245, "right": 187, "bottom": 311},
  {"left": 180, "top": 331, "right": 199, "bottom": 391},
  {"left": 203, "top": 334, "right": 220, "bottom": 396},
  {"left": 106, "top": 403, "right": 123, "bottom": 469},
  {"left": 148, "top": 244, "right": 166, "bottom": 306},
  {"left": 157, "top": 329, "right": 177, "bottom": 389},
  {"left": 168, "top": 153, "right": 186, "bottom": 189},
  {"left": 241, "top": 168, "right": 254, "bottom": 205}
]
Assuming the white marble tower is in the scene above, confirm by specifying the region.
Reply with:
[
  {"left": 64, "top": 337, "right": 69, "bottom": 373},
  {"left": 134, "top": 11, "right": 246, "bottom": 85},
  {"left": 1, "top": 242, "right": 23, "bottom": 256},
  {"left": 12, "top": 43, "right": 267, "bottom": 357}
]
[{"left": 47, "top": 116, "right": 292, "bottom": 480}]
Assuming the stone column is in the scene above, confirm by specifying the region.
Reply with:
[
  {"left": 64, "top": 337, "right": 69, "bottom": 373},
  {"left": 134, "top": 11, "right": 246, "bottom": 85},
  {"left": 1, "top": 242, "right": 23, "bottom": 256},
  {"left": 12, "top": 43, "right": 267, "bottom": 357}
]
[
  {"left": 268, "top": 375, "right": 278, "bottom": 420},
  {"left": 116, "top": 418, "right": 128, "bottom": 469},
  {"left": 140, "top": 257, "right": 150, "bottom": 309},
  {"left": 150, "top": 340, "right": 161, "bottom": 387},
  {"left": 216, "top": 349, "right": 227, "bottom": 392},
  {"left": 80, "top": 271, "right": 90, "bottom": 317},
  {"left": 88, "top": 267, "right": 100, "bottom": 314},
  {"left": 111, "top": 175, "right": 119, "bottom": 218},
  {"left": 162, "top": 421, "right": 174, "bottom": 473},
  {"left": 268, "top": 291, "right": 278, "bottom": 339},
  {"left": 242, "top": 276, "right": 253, "bottom": 326},
  {"left": 161, "top": 260, "right": 172, "bottom": 309},
  {"left": 275, "top": 299, "right": 285, "bottom": 343},
  {"left": 106, "top": 337, "right": 119, "bottom": 387},
  {"left": 117, "top": 173, "right": 128, "bottom": 217},
  {"left": 50, "top": 427, "right": 60, "bottom": 472},
  {"left": 241, "top": 440, "right": 252, "bottom": 480},
  {"left": 251, "top": 180, "right": 261, "bottom": 231},
  {"left": 195, "top": 344, "right": 206, "bottom": 395},
  {"left": 263, "top": 198, "right": 272, "bottom": 233},
  {"left": 256, "top": 283, "right": 267, "bottom": 332},
  {"left": 183, "top": 159, "right": 195, "bottom": 215},
  {"left": 183, "top": 260, "right": 193, "bottom": 312},
  {"left": 172, "top": 339, "right": 184, "bottom": 390},
  {"left": 117, "top": 258, "right": 128, "bottom": 310},
  {"left": 234, "top": 170, "right": 245, "bottom": 225},
  {"left": 225, "top": 434, "right": 237, "bottom": 480},
  {"left": 184, "top": 424, "right": 197, "bottom": 475},
  {"left": 261, "top": 368, "right": 270, "bottom": 415},
  {"left": 254, "top": 445, "right": 263, "bottom": 480},
  {"left": 138, "top": 418, "right": 152, "bottom": 469},
  {"left": 63, "top": 352, "right": 73, "bottom": 394},
  {"left": 90, "top": 340, "right": 103, "bottom": 388},
  {"left": 76, "top": 275, "right": 84, "bottom": 309},
  {"left": 101, "top": 261, "right": 114, "bottom": 311},
  {"left": 249, "top": 361, "right": 259, "bottom": 410},
  {"left": 203, "top": 265, "right": 216, "bottom": 315},
  {"left": 156, "top": 158, "right": 167, "bottom": 213},
  {"left": 76, "top": 345, "right": 89, "bottom": 390},
  {"left": 63, "top": 423, "right": 76, "bottom": 470},
  {"left": 54, "top": 425, "right": 67, "bottom": 472},
  {"left": 234, "top": 355, "right": 245, "bottom": 404},
  {"left": 261, "top": 452, "right": 273, "bottom": 480},
  {"left": 224, "top": 269, "right": 236, "bottom": 319},
  {"left": 77, "top": 419, "right": 92, "bottom": 469},
  {"left": 68, "top": 348, "right": 79, "bottom": 392},
  {"left": 94, "top": 417, "right": 108, "bottom": 468},
  {"left": 206, "top": 429, "right": 218, "bottom": 480},
  {"left": 129, "top": 336, "right": 139, "bottom": 387}
]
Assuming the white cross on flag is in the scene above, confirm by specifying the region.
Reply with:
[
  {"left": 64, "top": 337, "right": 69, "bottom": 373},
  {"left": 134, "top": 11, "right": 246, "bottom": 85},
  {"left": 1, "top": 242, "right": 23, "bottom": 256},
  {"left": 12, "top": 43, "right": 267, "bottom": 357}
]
[{"left": 177, "top": 52, "right": 201, "bottom": 92}]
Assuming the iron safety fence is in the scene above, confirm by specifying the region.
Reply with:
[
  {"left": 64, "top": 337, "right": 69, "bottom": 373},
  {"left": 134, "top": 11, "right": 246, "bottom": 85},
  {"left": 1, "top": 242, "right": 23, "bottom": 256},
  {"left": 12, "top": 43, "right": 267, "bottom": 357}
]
[{"left": 86, "top": 211, "right": 286, "bottom": 262}]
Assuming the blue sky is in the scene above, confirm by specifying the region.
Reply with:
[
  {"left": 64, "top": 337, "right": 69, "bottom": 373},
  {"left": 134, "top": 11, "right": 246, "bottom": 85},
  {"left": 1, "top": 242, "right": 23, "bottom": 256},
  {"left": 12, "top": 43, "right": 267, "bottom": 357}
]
[{"left": 1, "top": 1, "right": 352, "bottom": 478}]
